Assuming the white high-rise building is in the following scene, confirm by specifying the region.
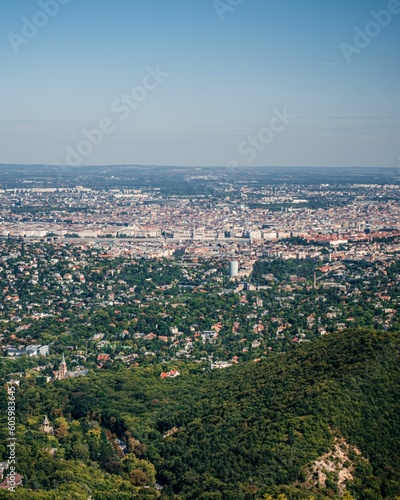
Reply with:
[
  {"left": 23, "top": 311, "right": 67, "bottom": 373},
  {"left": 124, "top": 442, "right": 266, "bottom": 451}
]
[{"left": 229, "top": 261, "right": 239, "bottom": 277}]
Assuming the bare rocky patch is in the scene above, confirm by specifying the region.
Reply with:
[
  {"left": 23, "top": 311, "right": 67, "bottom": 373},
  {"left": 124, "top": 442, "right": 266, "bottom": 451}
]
[{"left": 304, "top": 437, "right": 365, "bottom": 494}]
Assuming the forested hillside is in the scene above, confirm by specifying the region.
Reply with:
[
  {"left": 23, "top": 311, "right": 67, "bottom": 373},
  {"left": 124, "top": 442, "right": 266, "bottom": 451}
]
[{"left": 1, "top": 329, "right": 399, "bottom": 499}]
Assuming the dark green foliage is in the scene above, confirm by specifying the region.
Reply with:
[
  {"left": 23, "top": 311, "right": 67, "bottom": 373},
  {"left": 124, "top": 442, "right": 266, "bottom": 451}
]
[
  {"left": 152, "top": 330, "right": 400, "bottom": 498},
  {"left": 1, "top": 329, "right": 400, "bottom": 498}
]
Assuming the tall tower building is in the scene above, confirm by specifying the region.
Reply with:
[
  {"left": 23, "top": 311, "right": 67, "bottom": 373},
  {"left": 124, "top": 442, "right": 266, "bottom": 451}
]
[
  {"left": 58, "top": 354, "right": 67, "bottom": 380},
  {"left": 229, "top": 261, "right": 239, "bottom": 278}
]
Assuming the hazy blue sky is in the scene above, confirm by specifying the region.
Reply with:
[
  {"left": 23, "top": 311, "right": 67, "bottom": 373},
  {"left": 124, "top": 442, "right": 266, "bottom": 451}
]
[{"left": 0, "top": 0, "right": 399, "bottom": 167}]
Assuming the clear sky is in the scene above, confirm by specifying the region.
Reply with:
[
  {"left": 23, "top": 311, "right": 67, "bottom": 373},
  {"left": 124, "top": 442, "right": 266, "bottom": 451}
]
[{"left": 0, "top": 0, "right": 399, "bottom": 167}]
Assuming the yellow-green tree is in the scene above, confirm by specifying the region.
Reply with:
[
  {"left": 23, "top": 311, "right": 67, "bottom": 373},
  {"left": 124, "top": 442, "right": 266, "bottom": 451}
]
[
  {"left": 54, "top": 416, "right": 70, "bottom": 439},
  {"left": 122, "top": 453, "right": 156, "bottom": 486}
]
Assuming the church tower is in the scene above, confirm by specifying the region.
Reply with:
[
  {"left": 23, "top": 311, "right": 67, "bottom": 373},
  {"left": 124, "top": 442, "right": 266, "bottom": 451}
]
[
  {"left": 40, "top": 415, "right": 54, "bottom": 434},
  {"left": 58, "top": 354, "right": 67, "bottom": 380}
]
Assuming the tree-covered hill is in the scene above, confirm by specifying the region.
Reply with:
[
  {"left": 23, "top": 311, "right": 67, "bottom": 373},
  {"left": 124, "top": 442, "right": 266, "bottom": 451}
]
[
  {"left": 1, "top": 329, "right": 399, "bottom": 499},
  {"left": 155, "top": 329, "right": 400, "bottom": 499}
]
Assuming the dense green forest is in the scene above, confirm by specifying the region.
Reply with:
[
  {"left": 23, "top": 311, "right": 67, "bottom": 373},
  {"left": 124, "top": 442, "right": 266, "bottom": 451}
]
[{"left": 1, "top": 328, "right": 400, "bottom": 499}]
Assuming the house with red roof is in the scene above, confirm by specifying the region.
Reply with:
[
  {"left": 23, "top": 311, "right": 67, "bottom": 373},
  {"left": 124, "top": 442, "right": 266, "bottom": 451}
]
[{"left": 160, "top": 369, "right": 180, "bottom": 379}]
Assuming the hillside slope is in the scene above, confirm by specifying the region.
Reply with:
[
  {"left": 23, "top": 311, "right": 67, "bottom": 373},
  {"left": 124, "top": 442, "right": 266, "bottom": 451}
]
[
  {"left": 153, "top": 329, "right": 400, "bottom": 499},
  {"left": 1, "top": 329, "right": 399, "bottom": 499}
]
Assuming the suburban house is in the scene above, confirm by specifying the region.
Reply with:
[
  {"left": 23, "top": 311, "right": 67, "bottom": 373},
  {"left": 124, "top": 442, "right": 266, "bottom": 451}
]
[{"left": 160, "top": 369, "right": 180, "bottom": 379}]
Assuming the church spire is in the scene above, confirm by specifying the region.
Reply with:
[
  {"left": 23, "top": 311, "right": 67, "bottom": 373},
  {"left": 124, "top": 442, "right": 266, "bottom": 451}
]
[{"left": 58, "top": 354, "right": 67, "bottom": 380}]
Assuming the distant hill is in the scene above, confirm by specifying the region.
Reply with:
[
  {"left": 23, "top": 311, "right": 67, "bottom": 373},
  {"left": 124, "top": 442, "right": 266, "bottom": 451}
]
[{"left": 1, "top": 329, "right": 399, "bottom": 499}]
